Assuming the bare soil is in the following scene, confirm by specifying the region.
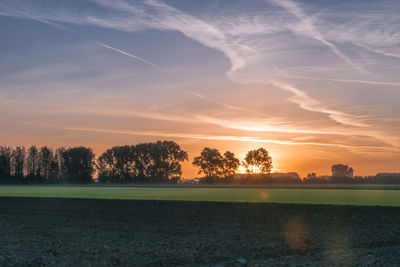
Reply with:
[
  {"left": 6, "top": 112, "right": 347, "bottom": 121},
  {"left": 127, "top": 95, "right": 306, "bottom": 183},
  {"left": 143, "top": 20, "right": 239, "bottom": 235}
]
[{"left": 0, "top": 197, "right": 399, "bottom": 266}]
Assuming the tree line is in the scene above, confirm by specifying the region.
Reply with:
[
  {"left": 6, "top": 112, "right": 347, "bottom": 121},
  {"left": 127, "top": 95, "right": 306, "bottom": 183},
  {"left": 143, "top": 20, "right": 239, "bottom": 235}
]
[
  {"left": 0, "top": 145, "right": 95, "bottom": 184},
  {"left": 97, "top": 141, "right": 188, "bottom": 183},
  {"left": 1, "top": 142, "right": 399, "bottom": 184},
  {"left": 0, "top": 141, "right": 188, "bottom": 184}
]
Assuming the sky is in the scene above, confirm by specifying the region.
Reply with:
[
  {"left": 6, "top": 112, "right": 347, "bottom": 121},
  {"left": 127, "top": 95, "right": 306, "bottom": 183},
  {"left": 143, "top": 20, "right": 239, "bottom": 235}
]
[{"left": 1, "top": 0, "right": 400, "bottom": 178}]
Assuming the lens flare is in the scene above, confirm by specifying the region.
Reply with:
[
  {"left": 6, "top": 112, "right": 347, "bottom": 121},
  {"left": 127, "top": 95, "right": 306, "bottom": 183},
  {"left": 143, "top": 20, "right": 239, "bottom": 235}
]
[
  {"left": 259, "top": 191, "right": 269, "bottom": 200},
  {"left": 284, "top": 217, "right": 310, "bottom": 251}
]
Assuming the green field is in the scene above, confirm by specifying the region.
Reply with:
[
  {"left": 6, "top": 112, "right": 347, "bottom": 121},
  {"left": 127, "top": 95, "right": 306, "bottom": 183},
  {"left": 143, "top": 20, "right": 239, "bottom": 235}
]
[{"left": 0, "top": 185, "right": 400, "bottom": 206}]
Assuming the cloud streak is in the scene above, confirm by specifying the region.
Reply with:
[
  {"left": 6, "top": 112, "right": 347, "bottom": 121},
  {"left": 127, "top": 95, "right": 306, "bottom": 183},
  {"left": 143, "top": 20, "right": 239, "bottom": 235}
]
[
  {"left": 188, "top": 92, "right": 246, "bottom": 111},
  {"left": 269, "top": 80, "right": 368, "bottom": 127},
  {"left": 288, "top": 75, "right": 400, "bottom": 87},
  {"left": 268, "top": 0, "right": 366, "bottom": 74},
  {"left": 45, "top": 123, "right": 397, "bottom": 151}
]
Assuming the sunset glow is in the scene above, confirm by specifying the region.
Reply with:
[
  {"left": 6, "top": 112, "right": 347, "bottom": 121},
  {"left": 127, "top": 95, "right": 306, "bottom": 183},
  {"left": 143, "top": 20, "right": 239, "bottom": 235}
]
[{"left": 1, "top": 0, "right": 400, "bottom": 178}]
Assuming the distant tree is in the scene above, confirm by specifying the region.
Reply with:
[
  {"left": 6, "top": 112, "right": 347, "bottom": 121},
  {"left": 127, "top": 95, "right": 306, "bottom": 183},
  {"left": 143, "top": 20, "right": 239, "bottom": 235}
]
[
  {"left": 306, "top": 173, "right": 317, "bottom": 179},
  {"left": 26, "top": 145, "right": 40, "bottom": 178},
  {"left": 49, "top": 160, "right": 60, "bottom": 181},
  {"left": 331, "top": 164, "right": 353, "bottom": 179},
  {"left": 192, "top": 148, "right": 224, "bottom": 177},
  {"left": 98, "top": 141, "right": 188, "bottom": 183},
  {"left": 97, "top": 145, "right": 135, "bottom": 183},
  {"left": 243, "top": 148, "right": 272, "bottom": 174},
  {"left": 11, "top": 146, "right": 26, "bottom": 179},
  {"left": 221, "top": 151, "right": 240, "bottom": 178},
  {"left": 146, "top": 141, "right": 188, "bottom": 182},
  {"left": 62, "top": 147, "right": 95, "bottom": 183},
  {"left": 0, "top": 146, "right": 12, "bottom": 182},
  {"left": 51, "top": 147, "right": 66, "bottom": 180},
  {"left": 39, "top": 146, "right": 53, "bottom": 180},
  {"left": 132, "top": 143, "right": 152, "bottom": 182}
]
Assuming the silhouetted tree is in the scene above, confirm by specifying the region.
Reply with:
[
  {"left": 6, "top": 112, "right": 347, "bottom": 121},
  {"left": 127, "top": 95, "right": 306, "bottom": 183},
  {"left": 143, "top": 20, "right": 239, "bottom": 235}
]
[
  {"left": 51, "top": 147, "right": 66, "bottom": 181},
  {"left": 193, "top": 148, "right": 224, "bottom": 177},
  {"left": 331, "top": 164, "right": 353, "bottom": 178},
  {"left": 0, "top": 146, "right": 12, "bottom": 182},
  {"left": 132, "top": 143, "right": 152, "bottom": 182},
  {"left": 97, "top": 145, "right": 135, "bottom": 183},
  {"left": 39, "top": 146, "right": 53, "bottom": 180},
  {"left": 146, "top": 141, "right": 188, "bottom": 182},
  {"left": 97, "top": 141, "right": 188, "bottom": 183},
  {"left": 307, "top": 173, "right": 317, "bottom": 179},
  {"left": 222, "top": 151, "right": 240, "bottom": 178},
  {"left": 243, "top": 148, "right": 272, "bottom": 174},
  {"left": 331, "top": 164, "right": 354, "bottom": 183},
  {"left": 11, "top": 146, "right": 26, "bottom": 179},
  {"left": 62, "top": 147, "right": 95, "bottom": 183},
  {"left": 26, "top": 146, "right": 40, "bottom": 179}
]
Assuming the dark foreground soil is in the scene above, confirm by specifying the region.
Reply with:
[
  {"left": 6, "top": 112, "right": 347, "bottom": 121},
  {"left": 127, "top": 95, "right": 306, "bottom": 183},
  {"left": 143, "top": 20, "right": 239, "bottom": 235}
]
[{"left": 0, "top": 198, "right": 399, "bottom": 266}]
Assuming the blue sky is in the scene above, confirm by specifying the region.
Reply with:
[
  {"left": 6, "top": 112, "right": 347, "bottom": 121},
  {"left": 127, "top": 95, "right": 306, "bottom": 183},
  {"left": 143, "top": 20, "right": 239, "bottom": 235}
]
[{"left": 1, "top": 0, "right": 400, "bottom": 176}]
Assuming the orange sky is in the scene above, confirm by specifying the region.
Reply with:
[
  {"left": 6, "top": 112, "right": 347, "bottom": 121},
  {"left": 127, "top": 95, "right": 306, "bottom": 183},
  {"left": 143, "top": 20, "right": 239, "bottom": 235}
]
[{"left": 1, "top": 0, "right": 400, "bottom": 177}]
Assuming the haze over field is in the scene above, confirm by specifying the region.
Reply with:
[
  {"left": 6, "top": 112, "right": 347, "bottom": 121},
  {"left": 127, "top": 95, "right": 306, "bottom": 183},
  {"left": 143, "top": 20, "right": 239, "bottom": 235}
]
[{"left": 1, "top": 0, "right": 400, "bottom": 177}]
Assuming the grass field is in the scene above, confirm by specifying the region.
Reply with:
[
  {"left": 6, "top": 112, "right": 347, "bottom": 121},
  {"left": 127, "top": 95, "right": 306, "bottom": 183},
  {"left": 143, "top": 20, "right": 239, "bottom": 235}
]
[{"left": 0, "top": 185, "right": 400, "bottom": 206}]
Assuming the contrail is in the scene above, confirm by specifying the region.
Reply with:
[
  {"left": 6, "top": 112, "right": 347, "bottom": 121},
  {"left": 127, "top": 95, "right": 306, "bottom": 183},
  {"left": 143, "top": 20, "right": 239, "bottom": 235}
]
[
  {"left": 96, "top": 42, "right": 160, "bottom": 69},
  {"left": 12, "top": 10, "right": 160, "bottom": 70},
  {"left": 16, "top": 10, "right": 67, "bottom": 30}
]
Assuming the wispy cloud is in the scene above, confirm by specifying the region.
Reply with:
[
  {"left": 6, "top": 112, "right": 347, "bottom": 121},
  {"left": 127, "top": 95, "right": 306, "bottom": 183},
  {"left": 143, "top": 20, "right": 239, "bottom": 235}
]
[
  {"left": 269, "top": 80, "right": 368, "bottom": 127},
  {"left": 188, "top": 92, "right": 246, "bottom": 111},
  {"left": 288, "top": 75, "right": 400, "bottom": 87},
  {"left": 0, "top": 1, "right": 382, "bottom": 130},
  {"left": 45, "top": 123, "right": 397, "bottom": 151},
  {"left": 16, "top": 10, "right": 67, "bottom": 30},
  {"left": 268, "top": 0, "right": 366, "bottom": 74},
  {"left": 1, "top": 0, "right": 399, "bottom": 158}
]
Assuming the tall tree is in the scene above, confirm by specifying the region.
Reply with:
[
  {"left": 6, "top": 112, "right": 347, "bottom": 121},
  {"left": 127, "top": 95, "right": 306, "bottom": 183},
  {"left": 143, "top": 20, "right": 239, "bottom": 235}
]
[
  {"left": 97, "top": 141, "right": 188, "bottom": 183},
  {"left": 0, "top": 146, "right": 12, "bottom": 182},
  {"left": 133, "top": 143, "right": 152, "bottom": 182},
  {"left": 62, "top": 147, "right": 95, "bottom": 183},
  {"left": 221, "top": 151, "right": 240, "bottom": 178},
  {"left": 97, "top": 145, "right": 135, "bottom": 183},
  {"left": 26, "top": 146, "right": 40, "bottom": 178},
  {"left": 39, "top": 146, "right": 53, "bottom": 180},
  {"left": 331, "top": 164, "right": 353, "bottom": 179},
  {"left": 147, "top": 141, "right": 188, "bottom": 182},
  {"left": 192, "top": 148, "right": 224, "bottom": 177},
  {"left": 51, "top": 147, "right": 66, "bottom": 180},
  {"left": 11, "top": 146, "right": 26, "bottom": 178},
  {"left": 243, "top": 148, "right": 273, "bottom": 174}
]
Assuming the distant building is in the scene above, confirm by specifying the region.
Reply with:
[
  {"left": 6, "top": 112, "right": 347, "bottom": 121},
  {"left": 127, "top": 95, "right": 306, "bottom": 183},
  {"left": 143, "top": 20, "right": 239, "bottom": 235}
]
[
  {"left": 233, "top": 172, "right": 300, "bottom": 180},
  {"left": 269, "top": 172, "right": 300, "bottom": 179},
  {"left": 376, "top": 173, "right": 400, "bottom": 176},
  {"left": 180, "top": 178, "right": 200, "bottom": 184},
  {"left": 374, "top": 173, "right": 400, "bottom": 184}
]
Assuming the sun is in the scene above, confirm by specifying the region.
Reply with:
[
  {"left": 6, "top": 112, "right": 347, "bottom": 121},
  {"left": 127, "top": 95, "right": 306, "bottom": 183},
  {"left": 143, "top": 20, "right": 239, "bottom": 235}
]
[
  {"left": 247, "top": 165, "right": 263, "bottom": 174},
  {"left": 238, "top": 164, "right": 263, "bottom": 174}
]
